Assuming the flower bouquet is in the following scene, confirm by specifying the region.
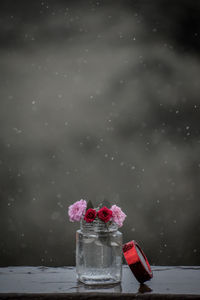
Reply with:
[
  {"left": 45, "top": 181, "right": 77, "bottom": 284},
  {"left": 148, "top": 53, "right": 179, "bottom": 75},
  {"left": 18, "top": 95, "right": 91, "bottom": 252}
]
[{"left": 68, "top": 199, "right": 126, "bottom": 285}]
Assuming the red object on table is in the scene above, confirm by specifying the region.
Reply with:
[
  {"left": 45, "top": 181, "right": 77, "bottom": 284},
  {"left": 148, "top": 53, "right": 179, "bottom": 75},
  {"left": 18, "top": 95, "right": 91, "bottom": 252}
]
[{"left": 123, "top": 240, "right": 153, "bottom": 283}]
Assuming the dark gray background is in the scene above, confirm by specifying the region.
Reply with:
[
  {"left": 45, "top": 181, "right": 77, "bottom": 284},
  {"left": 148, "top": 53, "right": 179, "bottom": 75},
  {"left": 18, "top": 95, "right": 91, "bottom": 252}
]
[{"left": 0, "top": 0, "right": 200, "bottom": 267}]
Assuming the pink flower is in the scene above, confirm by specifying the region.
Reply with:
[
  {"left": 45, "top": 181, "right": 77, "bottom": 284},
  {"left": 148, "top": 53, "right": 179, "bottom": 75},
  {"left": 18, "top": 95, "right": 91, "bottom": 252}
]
[
  {"left": 68, "top": 199, "right": 87, "bottom": 222},
  {"left": 110, "top": 205, "right": 126, "bottom": 227}
]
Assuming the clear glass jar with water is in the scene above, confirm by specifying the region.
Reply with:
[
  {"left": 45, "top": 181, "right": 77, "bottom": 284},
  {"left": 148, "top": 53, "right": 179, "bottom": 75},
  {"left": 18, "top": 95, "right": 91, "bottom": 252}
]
[{"left": 76, "top": 219, "right": 122, "bottom": 285}]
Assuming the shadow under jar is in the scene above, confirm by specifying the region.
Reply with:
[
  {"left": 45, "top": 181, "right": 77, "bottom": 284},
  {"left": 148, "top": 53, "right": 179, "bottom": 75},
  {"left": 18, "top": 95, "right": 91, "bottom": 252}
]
[{"left": 76, "top": 219, "right": 122, "bottom": 285}]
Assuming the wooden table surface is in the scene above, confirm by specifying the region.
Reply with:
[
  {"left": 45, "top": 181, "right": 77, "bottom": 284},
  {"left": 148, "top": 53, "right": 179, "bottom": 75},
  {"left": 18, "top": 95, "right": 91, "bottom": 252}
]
[{"left": 0, "top": 266, "right": 200, "bottom": 299}]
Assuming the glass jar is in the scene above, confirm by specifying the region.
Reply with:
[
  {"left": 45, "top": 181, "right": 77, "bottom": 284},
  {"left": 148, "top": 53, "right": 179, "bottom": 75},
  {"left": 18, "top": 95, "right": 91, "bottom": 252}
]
[{"left": 76, "top": 219, "right": 122, "bottom": 285}]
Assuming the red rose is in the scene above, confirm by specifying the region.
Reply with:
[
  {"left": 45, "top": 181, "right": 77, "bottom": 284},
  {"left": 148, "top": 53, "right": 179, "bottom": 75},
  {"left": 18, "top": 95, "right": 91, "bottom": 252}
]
[
  {"left": 97, "top": 206, "right": 112, "bottom": 223},
  {"left": 84, "top": 208, "right": 97, "bottom": 223}
]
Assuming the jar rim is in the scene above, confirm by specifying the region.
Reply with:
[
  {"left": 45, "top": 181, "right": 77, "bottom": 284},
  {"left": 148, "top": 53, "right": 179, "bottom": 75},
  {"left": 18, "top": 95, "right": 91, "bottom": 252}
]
[{"left": 80, "top": 218, "right": 118, "bottom": 232}]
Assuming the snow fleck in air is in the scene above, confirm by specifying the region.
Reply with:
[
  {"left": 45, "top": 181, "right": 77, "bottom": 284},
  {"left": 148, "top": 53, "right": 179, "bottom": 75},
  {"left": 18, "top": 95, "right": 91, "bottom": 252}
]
[
  {"left": 57, "top": 201, "right": 63, "bottom": 208},
  {"left": 131, "top": 165, "right": 136, "bottom": 170},
  {"left": 186, "top": 126, "right": 190, "bottom": 130},
  {"left": 51, "top": 211, "right": 60, "bottom": 220},
  {"left": 13, "top": 128, "right": 22, "bottom": 134}
]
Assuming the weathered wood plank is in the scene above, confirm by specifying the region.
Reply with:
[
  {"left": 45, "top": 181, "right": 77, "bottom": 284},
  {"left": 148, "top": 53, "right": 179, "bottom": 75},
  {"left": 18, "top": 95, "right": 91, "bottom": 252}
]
[{"left": 0, "top": 266, "right": 199, "bottom": 299}]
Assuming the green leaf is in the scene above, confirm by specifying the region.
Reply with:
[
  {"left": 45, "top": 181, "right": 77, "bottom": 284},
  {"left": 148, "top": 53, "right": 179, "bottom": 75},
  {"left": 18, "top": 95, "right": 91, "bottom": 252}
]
[
  {"left": 87, "top": 200, "right": 94, "bottom": 209},
  {"left": 99, "top": 198, "right": 111, "bottom": 209}
]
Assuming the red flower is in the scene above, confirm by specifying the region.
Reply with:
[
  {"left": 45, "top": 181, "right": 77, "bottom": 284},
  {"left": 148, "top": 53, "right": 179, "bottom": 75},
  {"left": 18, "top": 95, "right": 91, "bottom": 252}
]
[
  {"left": 84, "top": 208, "right": 97, "bottom": 223},
  {"left": 97, "top": 206, "right": 112, "bottom": 223}
]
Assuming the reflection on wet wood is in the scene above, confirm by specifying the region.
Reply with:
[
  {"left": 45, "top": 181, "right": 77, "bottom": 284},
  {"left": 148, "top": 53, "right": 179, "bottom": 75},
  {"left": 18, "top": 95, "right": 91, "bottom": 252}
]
[{"left": 0, "top": 266, "right": 200, "bottom": 299}]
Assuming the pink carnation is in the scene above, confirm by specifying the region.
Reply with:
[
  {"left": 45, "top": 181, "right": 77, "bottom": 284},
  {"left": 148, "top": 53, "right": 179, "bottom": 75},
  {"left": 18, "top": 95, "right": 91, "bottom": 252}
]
[
  {"left": 110, "top": 205, "right": 126, "bottom": 227},
  {"left": 68, "top": 199, "right": 87, "bottom": 222}
]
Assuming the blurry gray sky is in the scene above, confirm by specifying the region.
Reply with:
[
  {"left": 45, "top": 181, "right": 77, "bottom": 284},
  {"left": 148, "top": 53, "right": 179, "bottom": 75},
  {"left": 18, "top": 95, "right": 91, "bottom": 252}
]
[{"left": 0, "top": 0, "right": 200, "bottom": 266}]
